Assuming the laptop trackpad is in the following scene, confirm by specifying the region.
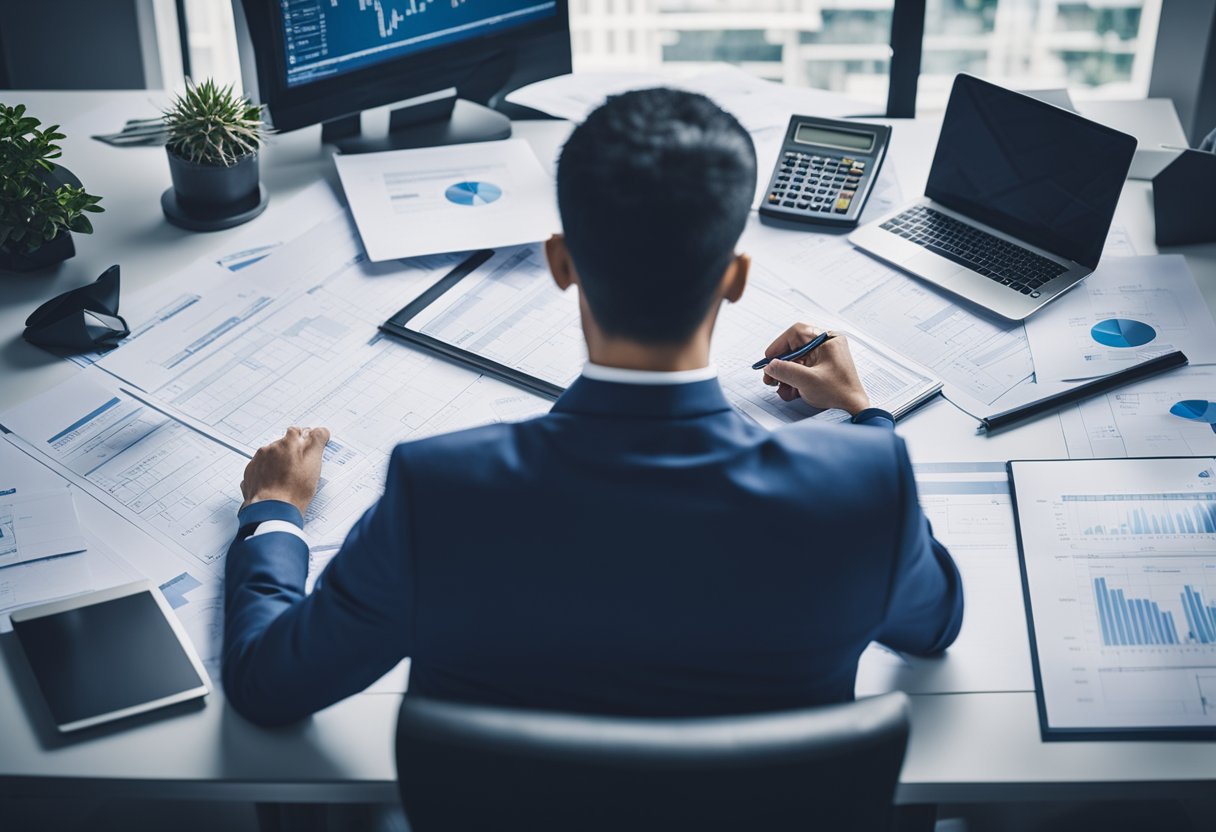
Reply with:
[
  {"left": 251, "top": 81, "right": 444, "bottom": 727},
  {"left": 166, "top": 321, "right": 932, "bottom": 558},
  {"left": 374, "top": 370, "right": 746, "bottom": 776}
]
[{"left": 907, "top": 249, "right": 967, "bottom": 282}]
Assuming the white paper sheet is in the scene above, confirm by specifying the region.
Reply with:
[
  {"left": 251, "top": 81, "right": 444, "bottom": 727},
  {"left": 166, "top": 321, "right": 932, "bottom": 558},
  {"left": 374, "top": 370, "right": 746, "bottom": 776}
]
[
  {"left": 507, "top": 66, "right": 873, "bottom": 131},
  {"left": 1026, "top": 256, "right": 1216, "bottom": 382},
  {"left": 0, "top": 438, "right": 143, "bottom": 630},
  {"left": 856, "top": 462, "right": 1035, "bottom": 695},
  {"left": 334, "top": 139, "right": 560, "bottom": 261},
  {"left": 1057, "top": 365, "right": 1216, "bottom": 459},
  {"left": 0, "top": 489, "right": 87, "bottom": 567},
  {"left": 1010, "top": 457, "right": 1216, "bottom": 733}
]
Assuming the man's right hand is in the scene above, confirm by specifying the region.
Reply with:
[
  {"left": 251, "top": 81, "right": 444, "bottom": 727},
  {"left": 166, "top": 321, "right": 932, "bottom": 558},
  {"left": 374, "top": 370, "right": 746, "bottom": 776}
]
[{"left": 762, "top": 323, "right": 872, "bottom": 416}]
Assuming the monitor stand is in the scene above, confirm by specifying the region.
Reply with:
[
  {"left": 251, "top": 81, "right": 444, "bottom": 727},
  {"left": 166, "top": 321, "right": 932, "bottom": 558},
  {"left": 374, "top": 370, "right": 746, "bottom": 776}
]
[{"left": 321, "top": 93, "right": 511, "bottom": 154}]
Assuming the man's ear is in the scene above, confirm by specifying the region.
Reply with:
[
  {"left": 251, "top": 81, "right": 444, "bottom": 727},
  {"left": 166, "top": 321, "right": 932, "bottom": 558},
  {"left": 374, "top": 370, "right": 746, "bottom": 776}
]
[
  {"left": 544, "top": 234, "right": 577, "bottom": 292},
  {"left": 721, "top": 252, "right": 750, "bottom": 304}
]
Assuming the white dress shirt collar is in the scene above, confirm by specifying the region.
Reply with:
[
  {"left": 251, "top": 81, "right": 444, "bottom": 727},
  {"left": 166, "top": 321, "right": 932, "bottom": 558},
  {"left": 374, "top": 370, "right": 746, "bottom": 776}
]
[{"left": 581, "top": 362, "right": 718, "bottom": 386}]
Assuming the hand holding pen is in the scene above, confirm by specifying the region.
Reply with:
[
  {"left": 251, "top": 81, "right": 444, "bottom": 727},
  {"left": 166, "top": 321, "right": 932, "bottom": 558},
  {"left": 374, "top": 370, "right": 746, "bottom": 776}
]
[{"left": 758, "top": 323, "right": 872, "bottom": 416}]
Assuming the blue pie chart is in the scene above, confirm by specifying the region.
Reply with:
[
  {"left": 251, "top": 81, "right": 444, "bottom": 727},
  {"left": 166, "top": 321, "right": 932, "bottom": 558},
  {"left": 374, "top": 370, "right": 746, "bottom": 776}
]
[
  {"left": 1090, "top": 318, "right": 1156, "bottom": 348},
  {"left": 1170, "top": 400, "right": 1216, "bottom": 424},
  {"left": 445, "top": 181, "right": 502, "bottom": 206}
]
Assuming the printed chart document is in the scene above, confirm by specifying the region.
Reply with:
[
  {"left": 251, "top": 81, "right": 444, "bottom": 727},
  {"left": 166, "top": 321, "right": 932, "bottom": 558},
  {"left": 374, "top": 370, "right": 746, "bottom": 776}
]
[
  {"left": 0, "top": 375, "right": 248, "bottom": 569},
  {"left": 386, "top": 246, "right": 941, "bottom": 424},
  {"left": 0, "top": 440, "right": 97, "bottom": 622},
  {"left": 334, "top": 139, "right": 560, "bottom": 261},
  {"left": 1025, "top": 255, "right": 1216, "bottom": 381},
  {"left": 1058, "top": 365, "right": 1216, "bottom": 459},
  {"left": 742, "top": 220, "right": 1033, "bottom": 405},
  {"left": 93, "top": 215, "right": 550, "bottom": 557},
  {"left": 1010, "top": 457, "right": 1216, "bottom": 739},
  {"left": 0, "top": 488, "right": 87, "bottom": 567},
  {"left": 856, "top": 462, "right": 1034, "bottom": 696}
]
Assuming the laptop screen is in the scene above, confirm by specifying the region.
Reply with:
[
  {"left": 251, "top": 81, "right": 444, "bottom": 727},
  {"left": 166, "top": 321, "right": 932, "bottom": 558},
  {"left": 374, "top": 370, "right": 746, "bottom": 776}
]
[{"left": 925, "top": 74, "right": 1136, "bottom": 269}]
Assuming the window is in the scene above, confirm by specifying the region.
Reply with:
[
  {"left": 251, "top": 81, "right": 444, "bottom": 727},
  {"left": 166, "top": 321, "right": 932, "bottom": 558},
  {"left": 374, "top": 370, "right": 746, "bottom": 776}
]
[
  {"left": 569, "top": 0, "right": 1163, "bottom": 113},
  {"left": 181, "top": 0, "right": 1163, "bottom": 115}
]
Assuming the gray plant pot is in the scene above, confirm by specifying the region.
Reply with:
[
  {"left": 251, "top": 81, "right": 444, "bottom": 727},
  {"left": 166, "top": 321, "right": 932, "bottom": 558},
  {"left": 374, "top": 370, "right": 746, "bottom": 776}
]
[
  {"left": 0, "top": 229, "right": 75, "bottom": 273},
  {"left": 166, "top": 149, "right": 260, "bottom": 211},
  {"left": 163, "top": 149, "right": 268, "bottom": 231}
]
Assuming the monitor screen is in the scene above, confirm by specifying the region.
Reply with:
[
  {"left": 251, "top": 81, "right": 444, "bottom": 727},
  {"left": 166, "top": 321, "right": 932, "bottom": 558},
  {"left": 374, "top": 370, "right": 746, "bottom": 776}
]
[
  {"left": 925, "top": 74, "right": 1136, "bottom": 268},
  {"left": 280, "top": 0, "right": 559, "bottom": 87}
]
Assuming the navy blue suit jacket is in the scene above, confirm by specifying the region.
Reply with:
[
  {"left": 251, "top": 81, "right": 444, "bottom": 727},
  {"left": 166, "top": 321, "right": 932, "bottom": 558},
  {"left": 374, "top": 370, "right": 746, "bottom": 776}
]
[{"left": 223, "top": 377, "right": 963, "bottom": 726}]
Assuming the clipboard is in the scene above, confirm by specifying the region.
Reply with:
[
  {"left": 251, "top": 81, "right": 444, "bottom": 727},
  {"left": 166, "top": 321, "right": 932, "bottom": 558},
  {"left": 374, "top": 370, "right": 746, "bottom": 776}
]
[
  {"left": 379, "top": 249, "right": 565, "bottom": 400},
  {"left": 1008, "top": 456, "right": 1216, "bottom": 742}
]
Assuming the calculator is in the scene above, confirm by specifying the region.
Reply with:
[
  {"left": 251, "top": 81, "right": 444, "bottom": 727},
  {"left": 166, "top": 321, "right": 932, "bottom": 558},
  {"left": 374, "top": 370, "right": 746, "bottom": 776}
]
[{"left": 758, "top": 116, "right": 892, "bottom": 228}]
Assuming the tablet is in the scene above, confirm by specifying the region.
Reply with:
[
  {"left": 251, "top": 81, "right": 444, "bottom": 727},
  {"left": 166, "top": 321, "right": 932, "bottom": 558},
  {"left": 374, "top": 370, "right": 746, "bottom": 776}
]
[{"left": 11, "top": 581, "right": 210, "bottom": 732}]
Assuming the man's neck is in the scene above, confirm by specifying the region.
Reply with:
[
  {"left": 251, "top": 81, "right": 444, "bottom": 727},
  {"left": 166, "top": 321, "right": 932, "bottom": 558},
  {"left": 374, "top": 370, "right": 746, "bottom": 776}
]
[{"left": 586, "top": 337, "right": 710, "bottom": 372}]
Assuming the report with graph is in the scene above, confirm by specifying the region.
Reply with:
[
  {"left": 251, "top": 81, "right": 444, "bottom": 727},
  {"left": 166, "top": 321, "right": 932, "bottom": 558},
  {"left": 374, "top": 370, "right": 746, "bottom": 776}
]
[{"left": 1009, "top": 457, "right": 1216, "bottom": 739}]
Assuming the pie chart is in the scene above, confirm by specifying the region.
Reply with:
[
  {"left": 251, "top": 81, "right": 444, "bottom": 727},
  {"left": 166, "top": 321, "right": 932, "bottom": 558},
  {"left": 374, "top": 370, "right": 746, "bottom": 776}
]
[
  {"left": 1090, "top": 318, "right": 1156, "bottom": 348},
  {"left": 1170, "top": 399, "right": 1216, "bottom": 424},
  {"left": 445, "top": 181, "right": 502, "bottom": 206}
]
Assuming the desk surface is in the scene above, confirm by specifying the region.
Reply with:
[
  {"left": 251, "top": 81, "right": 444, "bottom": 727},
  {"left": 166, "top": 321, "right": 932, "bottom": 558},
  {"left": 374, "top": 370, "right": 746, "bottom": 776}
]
[{"left": 1, "top": 90, "right": 1214, "bottom": 805}]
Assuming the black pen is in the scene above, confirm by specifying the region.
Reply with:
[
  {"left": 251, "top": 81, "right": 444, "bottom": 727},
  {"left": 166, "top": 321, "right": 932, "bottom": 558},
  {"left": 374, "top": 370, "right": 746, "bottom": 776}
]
[
  {"left": 752, "top": 332, "right": 835, "bottom": 370},
  {"left": 977, "top": 350, "right": 1189, "bottom": 435}
]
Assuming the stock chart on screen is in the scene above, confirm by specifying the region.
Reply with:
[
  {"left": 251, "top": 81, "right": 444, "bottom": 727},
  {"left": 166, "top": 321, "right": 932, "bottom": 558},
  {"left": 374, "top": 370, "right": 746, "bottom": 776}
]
[{"left": 279, "top": 0, "right": 558, "bottom": 86}]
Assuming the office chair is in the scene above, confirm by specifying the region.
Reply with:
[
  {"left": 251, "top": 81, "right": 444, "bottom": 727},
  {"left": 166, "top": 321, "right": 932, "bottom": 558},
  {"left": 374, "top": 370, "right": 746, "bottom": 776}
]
[{"left": 396, "top": 692, "right": 911, "bottom": 832}]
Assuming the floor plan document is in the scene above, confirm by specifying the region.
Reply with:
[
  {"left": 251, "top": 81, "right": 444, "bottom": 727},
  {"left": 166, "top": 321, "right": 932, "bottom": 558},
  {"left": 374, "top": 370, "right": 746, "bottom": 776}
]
[
  {"left": 334, "top": 139, "right": 560, "bottom": 261},
  {"left": 1025, "top": 255, "right": 1216, "bottom": 381},
  {"left": 1058, "top": 365, "right": 1216, "bottom": 459},
  {"left": 389, "top": 246, "right": 941, "bottom": 425},
  {"left": 1010, "top": 457, "right": 1216, "bottom": 739},
  {"left": 741, "top": 222, "right": 1033, "bottom": 405},
  {"left": 0, "top": 375, "right": 250, "bottom": 569},
  {"left": 856, "top": 462, "right": 1034, "bottom": 695}
]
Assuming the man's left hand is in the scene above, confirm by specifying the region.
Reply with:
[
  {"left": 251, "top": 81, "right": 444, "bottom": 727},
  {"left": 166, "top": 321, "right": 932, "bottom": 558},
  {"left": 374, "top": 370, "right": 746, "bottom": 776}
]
[{"left": 240, "top": 426, "right": 331, "bottom": 517}]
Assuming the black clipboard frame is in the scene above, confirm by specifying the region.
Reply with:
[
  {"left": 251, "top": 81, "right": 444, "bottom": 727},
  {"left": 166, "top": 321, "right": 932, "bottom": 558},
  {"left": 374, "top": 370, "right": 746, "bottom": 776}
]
[
  {"left": 379, "top": 249, "right": 565, "bottom": 401},
  {"left": 1008, "top": 456, "right": 1216, "bottom": 742}
]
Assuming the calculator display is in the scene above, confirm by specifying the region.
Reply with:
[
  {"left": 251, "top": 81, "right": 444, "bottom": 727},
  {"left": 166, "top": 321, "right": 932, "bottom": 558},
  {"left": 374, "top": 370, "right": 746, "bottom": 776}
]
[{"left": 793, "top": 124, "right": 874, "bottom": 152}]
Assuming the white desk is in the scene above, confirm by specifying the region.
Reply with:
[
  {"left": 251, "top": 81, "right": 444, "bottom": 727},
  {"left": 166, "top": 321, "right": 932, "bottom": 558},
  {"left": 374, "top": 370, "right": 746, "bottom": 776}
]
[{"left": 1, "top": 91, "right": 1214, "bottom": 805}]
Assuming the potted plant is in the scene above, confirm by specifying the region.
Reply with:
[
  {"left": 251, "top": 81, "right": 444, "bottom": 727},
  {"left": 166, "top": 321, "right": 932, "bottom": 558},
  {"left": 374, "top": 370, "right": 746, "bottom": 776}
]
[
  {"left": 161, "top": 79, "right": 269, "bottom": 231},
  {"left": 0, "top": 104, "right": 104, "bottom": 272}
]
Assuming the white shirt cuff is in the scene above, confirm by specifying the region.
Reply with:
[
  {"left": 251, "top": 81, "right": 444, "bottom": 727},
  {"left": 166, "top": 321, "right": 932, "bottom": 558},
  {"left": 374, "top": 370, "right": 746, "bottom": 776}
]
[{"left": 250, "top": 519, "right": 310, "bottom": 547}]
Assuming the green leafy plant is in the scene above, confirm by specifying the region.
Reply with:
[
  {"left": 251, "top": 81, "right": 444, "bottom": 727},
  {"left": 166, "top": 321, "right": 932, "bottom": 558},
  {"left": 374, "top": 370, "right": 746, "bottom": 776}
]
[
  {"left": 0, "top": 103, "right": 104, "bottom": 255},
  {"left": 164, "top": 79, "right": 267, "bottom": 167}
]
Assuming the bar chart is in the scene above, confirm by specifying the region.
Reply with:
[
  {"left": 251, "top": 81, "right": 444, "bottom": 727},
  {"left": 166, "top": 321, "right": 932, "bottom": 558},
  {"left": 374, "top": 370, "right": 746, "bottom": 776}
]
[
  {"left": 1064, "top": 492, "right": 1216, "bottom": 537},
  {"left": 1091, "top": 577, "right": 1216, "bottom": 646}
]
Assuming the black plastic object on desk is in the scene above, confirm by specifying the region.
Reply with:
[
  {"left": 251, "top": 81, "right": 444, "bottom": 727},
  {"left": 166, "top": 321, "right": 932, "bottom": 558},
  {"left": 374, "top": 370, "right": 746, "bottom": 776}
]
[
  {"left": 23, "top": 264, "right": 129, "bottom": 353},
  {"left": 1153, "top": 149, "right": 1216, "bottom": 246}
]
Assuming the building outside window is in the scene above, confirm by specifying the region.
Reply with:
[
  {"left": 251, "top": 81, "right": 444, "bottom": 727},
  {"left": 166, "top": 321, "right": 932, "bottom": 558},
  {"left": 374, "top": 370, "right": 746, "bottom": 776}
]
[{"left": 184, "top": 0, "right": 1161, "bottom": 115}]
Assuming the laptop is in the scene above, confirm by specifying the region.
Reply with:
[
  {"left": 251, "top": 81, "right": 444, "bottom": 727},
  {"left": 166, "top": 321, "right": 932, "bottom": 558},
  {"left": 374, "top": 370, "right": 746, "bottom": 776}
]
[{"left": 849, "top": 74, "right": 1137, "bottom": 321}]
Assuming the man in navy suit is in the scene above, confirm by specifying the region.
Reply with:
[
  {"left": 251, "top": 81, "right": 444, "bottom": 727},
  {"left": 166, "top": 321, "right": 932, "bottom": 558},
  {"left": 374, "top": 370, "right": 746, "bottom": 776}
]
[{"left": 223, "top": 89, "right": 963, "bottom": 726}]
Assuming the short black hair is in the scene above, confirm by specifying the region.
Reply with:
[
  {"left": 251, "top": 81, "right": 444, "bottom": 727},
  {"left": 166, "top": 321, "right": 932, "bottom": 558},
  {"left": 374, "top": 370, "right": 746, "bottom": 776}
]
[{"left": 557, "top": 89, "right": 757, "bottom": 344}]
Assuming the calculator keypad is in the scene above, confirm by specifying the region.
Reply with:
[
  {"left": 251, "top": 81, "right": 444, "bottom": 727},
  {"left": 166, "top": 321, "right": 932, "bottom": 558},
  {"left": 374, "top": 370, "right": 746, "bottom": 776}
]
[{"left": 766, "top": 152, "right": 868, "bottom": 216}]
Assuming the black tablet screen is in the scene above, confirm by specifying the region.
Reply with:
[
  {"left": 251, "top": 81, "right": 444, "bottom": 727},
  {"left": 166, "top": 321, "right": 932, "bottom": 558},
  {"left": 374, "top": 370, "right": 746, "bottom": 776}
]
[{"left": 14, "top": 591, "right": 204, "bottom": 727}]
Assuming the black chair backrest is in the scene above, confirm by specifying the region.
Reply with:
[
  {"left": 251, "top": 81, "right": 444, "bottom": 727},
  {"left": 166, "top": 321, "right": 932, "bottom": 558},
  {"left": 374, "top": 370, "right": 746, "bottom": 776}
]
[{"left": 396, "top": 692, "right": 910, "bottom": 832}]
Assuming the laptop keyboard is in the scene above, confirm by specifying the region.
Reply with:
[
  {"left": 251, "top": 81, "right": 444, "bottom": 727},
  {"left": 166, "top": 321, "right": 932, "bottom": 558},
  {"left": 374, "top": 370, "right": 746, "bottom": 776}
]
[{"left": 879, "top": 206, "right": 1069, "bottom": 297}]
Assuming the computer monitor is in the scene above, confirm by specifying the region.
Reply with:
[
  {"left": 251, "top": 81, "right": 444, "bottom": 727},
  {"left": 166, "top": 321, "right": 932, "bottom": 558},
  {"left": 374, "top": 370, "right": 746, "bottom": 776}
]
[{"left": 235, "top": 0, "right": 571, "bottom": 152}]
